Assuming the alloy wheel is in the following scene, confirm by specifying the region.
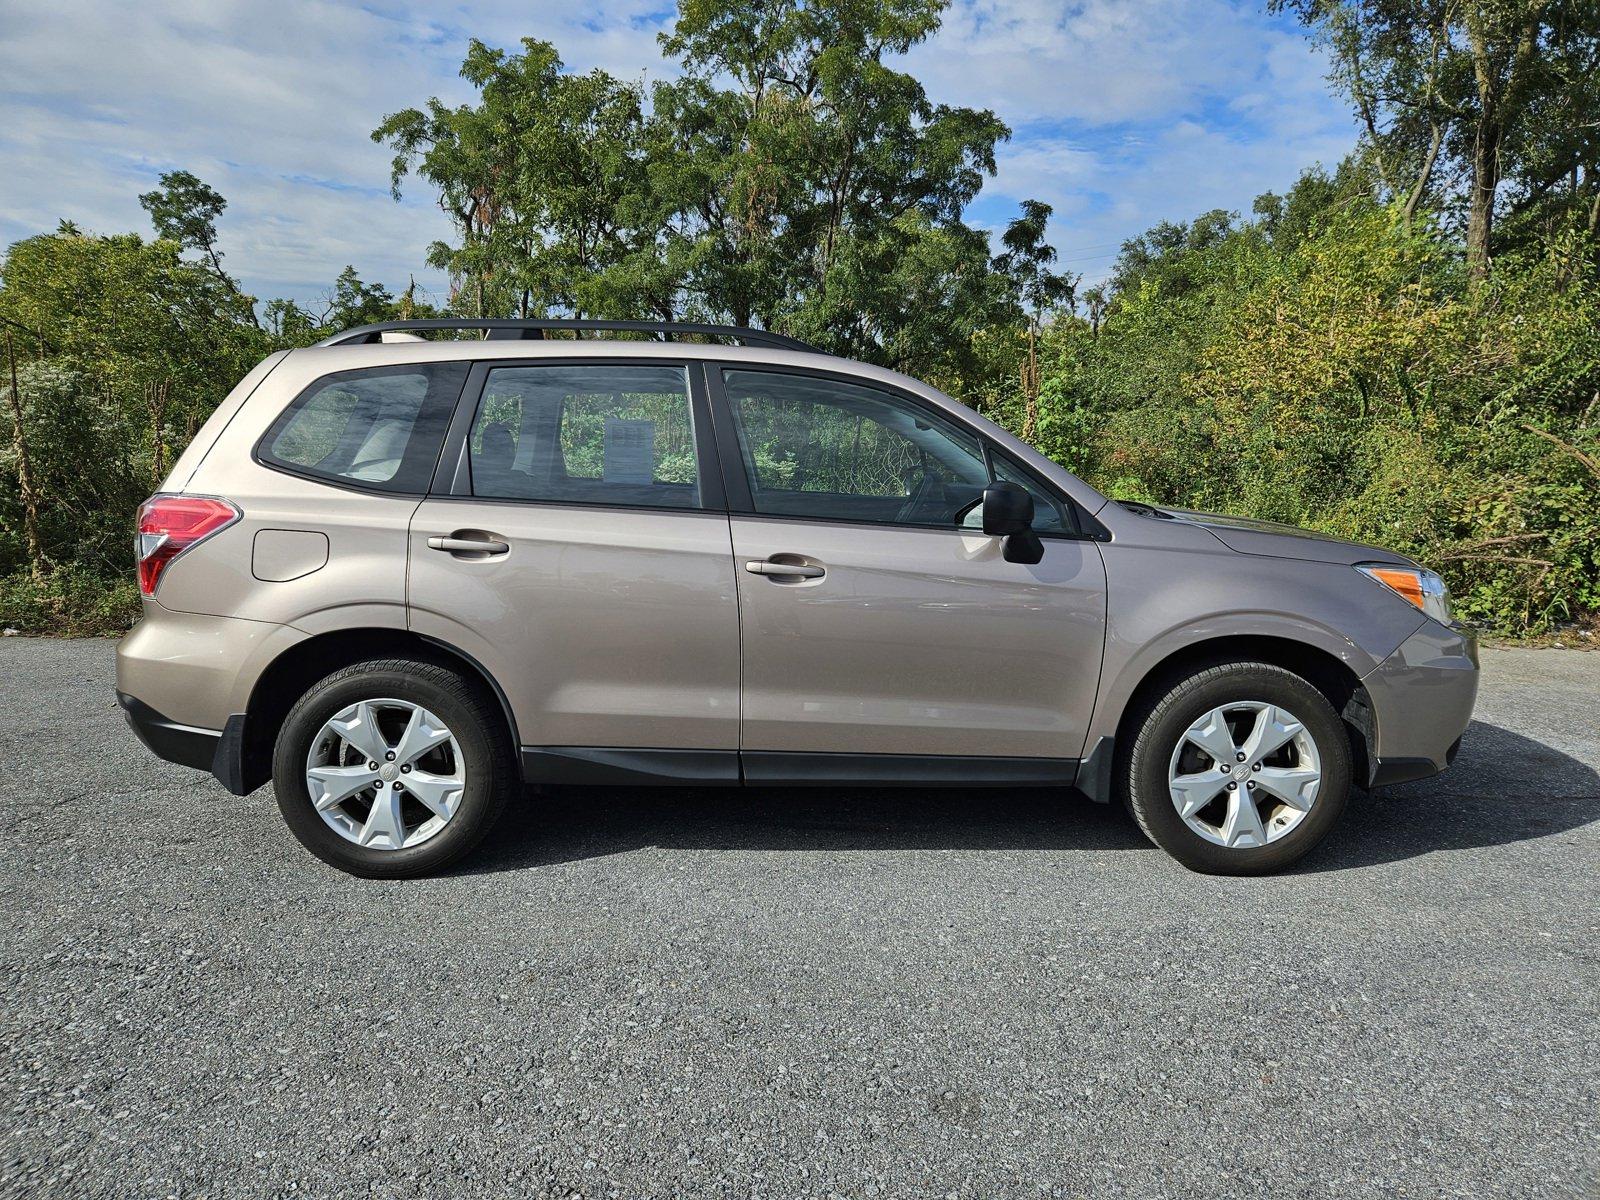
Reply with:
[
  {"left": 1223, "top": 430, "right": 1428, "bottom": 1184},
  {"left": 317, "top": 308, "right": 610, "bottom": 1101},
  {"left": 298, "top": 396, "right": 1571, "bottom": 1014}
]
[
  {"left": 304, "top": 698, "right": 466, "bottom": 851},
  {"left": 1166, "top": 701, "right": 1322, "bottom": 849}
]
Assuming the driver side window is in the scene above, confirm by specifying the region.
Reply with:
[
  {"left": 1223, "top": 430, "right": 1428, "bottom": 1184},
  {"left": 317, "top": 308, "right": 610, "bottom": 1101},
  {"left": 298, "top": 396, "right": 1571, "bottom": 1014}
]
[{"left": 722, "top": 370, "right": 990, "bottom": 527}]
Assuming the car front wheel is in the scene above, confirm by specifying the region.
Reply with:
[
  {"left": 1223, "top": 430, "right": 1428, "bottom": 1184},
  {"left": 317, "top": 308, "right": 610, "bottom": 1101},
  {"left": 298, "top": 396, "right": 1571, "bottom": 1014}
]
[{"left": 1121, "top": 661, "right": 1351, "bottom": 875}]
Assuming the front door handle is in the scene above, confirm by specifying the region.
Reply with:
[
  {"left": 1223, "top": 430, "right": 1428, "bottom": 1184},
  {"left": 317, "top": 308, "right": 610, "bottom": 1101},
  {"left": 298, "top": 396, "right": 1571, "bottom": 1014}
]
[
  {"left": 427, "top": 533, "right": 510, "bottom": 557},
  {"left": 744, "top": 558, "right": 825, "bottom": 579}
]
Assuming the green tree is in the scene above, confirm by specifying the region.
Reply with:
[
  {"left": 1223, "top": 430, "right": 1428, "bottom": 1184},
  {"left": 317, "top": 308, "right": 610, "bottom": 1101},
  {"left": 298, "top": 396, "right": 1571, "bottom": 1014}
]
[
  {"left": 138, "top": 169, "right": 259, "bottom": 317},
  {"left": 0, "top": 224, "right": 265, "bottom": 582},
  {"left": 654, "top": 0, "right": 1012, "bottom": 374},
  {"left": 1274, "top": 0, "right": 1600, "bottom": 274},
  {"left": 995, "top": 199, "right": 1075, "bottom": 440},
  {"left": 375, "top": 40, "right": 655, "bottom": 320},
  {"left": 1033, "top": 170, "right": 1600, "bottom": 633},
  {"left": 373, "top": 0, "right": 1031, "bottom": 380}
]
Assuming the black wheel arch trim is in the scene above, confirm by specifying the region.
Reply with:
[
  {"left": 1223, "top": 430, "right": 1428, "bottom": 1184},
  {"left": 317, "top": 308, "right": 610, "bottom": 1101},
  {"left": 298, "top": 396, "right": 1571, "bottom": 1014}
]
[{"left": 227, "top": 628, "right": 525, "bottom": 798}]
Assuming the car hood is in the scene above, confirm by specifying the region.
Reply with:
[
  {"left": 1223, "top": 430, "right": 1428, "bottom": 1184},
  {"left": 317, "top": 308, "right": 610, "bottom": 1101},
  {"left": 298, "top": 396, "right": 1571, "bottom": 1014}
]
[{"left": 1152, "top": 506, "right": 1414, "bottom": 567}]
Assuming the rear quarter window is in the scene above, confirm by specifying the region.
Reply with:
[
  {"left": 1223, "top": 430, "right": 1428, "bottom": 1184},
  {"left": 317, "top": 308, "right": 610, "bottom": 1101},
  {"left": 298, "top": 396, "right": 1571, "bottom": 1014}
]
[{"left": 258, "top": 362, "right": 468, "bottom": 493}]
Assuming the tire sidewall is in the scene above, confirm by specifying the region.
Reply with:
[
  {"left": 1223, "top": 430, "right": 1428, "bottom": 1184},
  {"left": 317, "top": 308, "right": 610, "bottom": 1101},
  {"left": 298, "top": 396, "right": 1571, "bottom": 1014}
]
[
  {"left": 273, "top": 665, "right": 505, "bottom": 877},
  {"left": 1129, "top": 664, "right": 1351, "bottom": 875}
]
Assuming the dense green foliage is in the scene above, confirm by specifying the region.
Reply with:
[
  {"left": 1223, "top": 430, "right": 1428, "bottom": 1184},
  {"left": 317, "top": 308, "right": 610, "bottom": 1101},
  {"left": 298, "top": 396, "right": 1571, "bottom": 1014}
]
[
  {"left": 372, "top": 0, "right": 1026, "bottom": 382},
  {"left": 0, "top": 207, "right": 424, "bottom": 632},
  {"left": 2, "top": 0, "right": 1598, "bottom": 636},
  {"left": 998, "top": 177, "right": 1600, "bottom": 632}
]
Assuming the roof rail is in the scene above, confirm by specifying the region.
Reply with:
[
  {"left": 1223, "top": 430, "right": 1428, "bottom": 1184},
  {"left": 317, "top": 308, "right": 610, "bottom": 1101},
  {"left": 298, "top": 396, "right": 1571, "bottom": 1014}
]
[{"left": 313, "top": 318, "right": 819, "bottom": 353}]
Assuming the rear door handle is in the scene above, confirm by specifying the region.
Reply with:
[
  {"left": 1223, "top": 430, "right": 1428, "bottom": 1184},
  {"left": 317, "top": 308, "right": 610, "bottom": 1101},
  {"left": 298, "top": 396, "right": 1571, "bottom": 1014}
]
[
  {"left": 744, "top": 558, "right": 825, "bottom": 579},
  {"left": 427, "top": 534, "right": 510, "bottom": 557}
]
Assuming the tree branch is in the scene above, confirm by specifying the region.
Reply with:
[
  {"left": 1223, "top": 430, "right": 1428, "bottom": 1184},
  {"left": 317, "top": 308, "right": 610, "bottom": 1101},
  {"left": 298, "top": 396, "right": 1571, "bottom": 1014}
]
[{"left": 1523, "top": 422, "right": 1600, "bottom": 481}]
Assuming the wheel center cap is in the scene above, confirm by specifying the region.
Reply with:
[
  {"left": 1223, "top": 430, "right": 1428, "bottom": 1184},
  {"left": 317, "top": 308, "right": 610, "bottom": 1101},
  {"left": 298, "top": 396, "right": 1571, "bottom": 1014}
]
[
  {"left": 1232, "top": 763, "right": 1250, "bottom": 781},
  {"left": 379, "top": 763, "right": 399, "bottom": 783}
]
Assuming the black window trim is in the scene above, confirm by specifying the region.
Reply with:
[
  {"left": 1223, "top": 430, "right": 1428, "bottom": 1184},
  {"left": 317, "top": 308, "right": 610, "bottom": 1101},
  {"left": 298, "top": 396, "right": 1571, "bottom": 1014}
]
[
  {"left": 254, "top": 361, "right": 474, "bottom": 499},
  {"left": 704, "top": 361, "right": 1102, "bottom": 541},
  {"left": 250, "top": 353, "right": 1106, "bottom": 540},
  {"left": 433, "top": 356, "right": 727, "bottom": 513}
]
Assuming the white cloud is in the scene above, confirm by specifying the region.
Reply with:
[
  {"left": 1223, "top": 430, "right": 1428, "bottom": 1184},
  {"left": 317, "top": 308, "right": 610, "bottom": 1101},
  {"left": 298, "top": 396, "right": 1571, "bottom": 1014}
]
[
  {"left": 0, "top": 0, "right": 672, "bottom": 304},
  {"left": 900, "top": 0, "right": 1326, "bottom": 126},
  {"left": 930, "top": 0, "right": 1357, "bottom": 283},
  {"left": 0, "top": 0, "right": 1356, "bottom": 304}
]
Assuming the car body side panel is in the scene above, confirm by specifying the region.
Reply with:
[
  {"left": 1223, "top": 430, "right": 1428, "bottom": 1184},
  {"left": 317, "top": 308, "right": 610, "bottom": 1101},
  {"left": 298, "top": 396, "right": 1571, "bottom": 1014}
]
[
  {"left": 1085, "top": 507, "right": 1430, "bottom": 749},
  {"left": 149, "top": 459, "right": 421, "bottom": 626},
  {"left": 732, "top": 517, "right": 1107, "bottom": 758},
  {"left": 408, "top": 500, "right": 741, "bottom": 750},
  {"left": 157, "top": 350, "right": 429, "bottom": 626},
  {"left": 116, "top": 605, "right": 310, "bottom": 730},
  {"left": 160, "top": 351, "right": 289, "bottom": 493}
]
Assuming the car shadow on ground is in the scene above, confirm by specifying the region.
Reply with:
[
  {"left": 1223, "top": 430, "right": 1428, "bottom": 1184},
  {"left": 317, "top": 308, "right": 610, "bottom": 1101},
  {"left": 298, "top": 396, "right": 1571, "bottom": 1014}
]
[
  {"left": 1304, "top": 718, "right": 1600, "bottom": 873},
  {"left": 456, "top": 720, "right": 1600, "bottom": 875}
]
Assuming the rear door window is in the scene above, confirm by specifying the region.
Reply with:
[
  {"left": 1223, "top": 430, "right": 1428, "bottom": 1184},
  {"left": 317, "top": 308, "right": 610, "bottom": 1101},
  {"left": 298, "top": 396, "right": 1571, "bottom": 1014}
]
[
  {"left": 466, "top": 364, "right": 701, "bottom": 510},
  {"left": 259, "top": 363, "right": 467, "bottom": 493}
]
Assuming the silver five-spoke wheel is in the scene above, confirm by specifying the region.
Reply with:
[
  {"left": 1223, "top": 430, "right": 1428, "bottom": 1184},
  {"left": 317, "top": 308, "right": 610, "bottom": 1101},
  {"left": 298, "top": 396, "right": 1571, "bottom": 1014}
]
[
  {"left": 305, "top": 698, "right": 466, "bottom": 851},
  {"left": 1167, "top": 700, "right": 1322, "bottom": 849}
]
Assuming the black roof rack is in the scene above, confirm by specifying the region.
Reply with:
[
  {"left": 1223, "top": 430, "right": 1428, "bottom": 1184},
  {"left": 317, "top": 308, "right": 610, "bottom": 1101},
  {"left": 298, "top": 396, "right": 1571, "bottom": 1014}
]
[{"left": 314, "top": 318, "right": 819, "bottom": 353}]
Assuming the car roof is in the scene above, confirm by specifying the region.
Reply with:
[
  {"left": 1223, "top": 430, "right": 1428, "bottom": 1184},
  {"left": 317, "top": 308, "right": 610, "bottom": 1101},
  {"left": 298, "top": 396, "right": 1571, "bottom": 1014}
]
[{"left": 290, "top": 336, "right": 869, "bottom": 382}]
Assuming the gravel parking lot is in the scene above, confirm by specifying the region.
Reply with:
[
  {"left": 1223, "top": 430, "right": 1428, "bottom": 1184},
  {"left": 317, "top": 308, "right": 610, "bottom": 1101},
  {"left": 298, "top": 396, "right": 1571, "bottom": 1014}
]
[{"left": 2, "top": 638, "right": 1597, "bottom": 1199}]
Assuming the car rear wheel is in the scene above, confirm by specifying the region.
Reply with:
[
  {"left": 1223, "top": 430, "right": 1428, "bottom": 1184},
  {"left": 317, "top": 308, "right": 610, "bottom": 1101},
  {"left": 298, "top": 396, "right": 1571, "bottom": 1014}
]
[
  {"left": 1121, "top": 661, "right": 1351, "bottom": 875},
  {"left": 272, "top": 659, "right": 514, "bottom": 878}
]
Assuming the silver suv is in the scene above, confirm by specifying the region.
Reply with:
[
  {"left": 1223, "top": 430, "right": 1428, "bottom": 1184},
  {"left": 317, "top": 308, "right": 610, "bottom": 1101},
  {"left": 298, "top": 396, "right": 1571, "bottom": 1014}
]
[{"left": 117, "top": 319, "right": 1478, "bottom": 878}]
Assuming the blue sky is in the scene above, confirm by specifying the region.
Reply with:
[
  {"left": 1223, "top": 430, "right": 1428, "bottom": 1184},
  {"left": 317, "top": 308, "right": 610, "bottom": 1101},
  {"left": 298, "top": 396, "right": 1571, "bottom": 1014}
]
[{"left": 0, "top": 0, "right": 1357, "bottom": 308}]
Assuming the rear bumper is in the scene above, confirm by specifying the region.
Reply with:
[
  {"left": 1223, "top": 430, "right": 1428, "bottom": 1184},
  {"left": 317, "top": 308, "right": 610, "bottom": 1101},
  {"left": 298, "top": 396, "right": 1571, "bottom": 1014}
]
[
  {"left": 118, "top": 691, "right": 219, "bottom": 771},
  {"left": 117, "top": 691, "right": 256, "bottom": 796},
  {"left": 116, "top": 603, "right": 292, "bottom": 796},
  {"left": 1361, "top": 620, "right": 1479, "bottom": 787}
]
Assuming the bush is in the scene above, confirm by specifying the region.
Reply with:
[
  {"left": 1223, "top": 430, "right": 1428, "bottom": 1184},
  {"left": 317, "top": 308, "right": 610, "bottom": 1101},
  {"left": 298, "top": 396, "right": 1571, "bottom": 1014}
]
[
  {"left": 1025, "top": 194, "right": 1600, "bottom": 636},
  {"left": 0, "top": 567, "right": 140, "bottom": 637}
]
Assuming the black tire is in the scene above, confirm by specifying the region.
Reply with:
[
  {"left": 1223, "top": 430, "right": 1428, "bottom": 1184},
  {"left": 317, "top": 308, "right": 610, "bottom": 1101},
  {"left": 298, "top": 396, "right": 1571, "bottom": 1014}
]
[
  {"left": 1120, "top": 661, "right": 1351, "bottom": 875},
  {"left": 272, "top": 658, "right": 515, "bottom": 879}
]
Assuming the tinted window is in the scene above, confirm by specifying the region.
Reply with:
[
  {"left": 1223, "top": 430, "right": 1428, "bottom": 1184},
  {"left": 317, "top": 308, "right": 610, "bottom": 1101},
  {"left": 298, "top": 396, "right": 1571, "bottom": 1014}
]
[
  {"left": 469, "top": 365, "right": 699, "bottom": 509},
  {"left": 260, "top": 363, "right": 466, "bottom": 493},
  {"left": 723, "top": 370, "right": 989, "bottom": 527}
]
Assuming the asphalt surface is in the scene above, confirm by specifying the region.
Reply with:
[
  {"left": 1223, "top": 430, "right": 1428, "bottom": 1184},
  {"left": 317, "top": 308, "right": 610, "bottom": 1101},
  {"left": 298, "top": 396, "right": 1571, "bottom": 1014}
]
[{"left": 1, "top": 639, "right": 1597, "bottom": 1199}]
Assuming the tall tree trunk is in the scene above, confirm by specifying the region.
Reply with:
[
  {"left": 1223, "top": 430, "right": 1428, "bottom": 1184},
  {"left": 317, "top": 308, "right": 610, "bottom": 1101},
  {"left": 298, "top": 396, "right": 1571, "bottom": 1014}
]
[
  {"left": 1463, "top": 2, "right": 1541, "bottom": 280},
  {"left": 1402, "top": 120, "right": 1445, "bottom": 233},
  {"left": 4, "top": 334, "right": 48, "bottom": 582},
  {"left": 145, "top": 379, "right": 171, "bottom": 487},
  {"left": 1466, "top": 116, "right": 1500, "bottom": 278},
  {"left": 1020, "top": 320, "right": 1040, "bottom": 443}
]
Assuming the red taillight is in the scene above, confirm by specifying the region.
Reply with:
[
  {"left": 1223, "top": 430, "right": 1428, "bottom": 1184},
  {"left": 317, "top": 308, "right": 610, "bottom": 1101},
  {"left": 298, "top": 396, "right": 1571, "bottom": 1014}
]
[{"left": 135, "top": 495, "right": 240, "bottom": 596}]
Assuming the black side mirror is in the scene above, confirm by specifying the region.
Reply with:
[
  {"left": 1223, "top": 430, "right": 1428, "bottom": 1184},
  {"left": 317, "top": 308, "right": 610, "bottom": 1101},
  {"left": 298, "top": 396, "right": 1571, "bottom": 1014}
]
[
  {"left": 981, "top": 480, "right": 1033, "bottom": 535},
  {"left": 981, "top": 481, "right": 1044, "bottom": 564}
]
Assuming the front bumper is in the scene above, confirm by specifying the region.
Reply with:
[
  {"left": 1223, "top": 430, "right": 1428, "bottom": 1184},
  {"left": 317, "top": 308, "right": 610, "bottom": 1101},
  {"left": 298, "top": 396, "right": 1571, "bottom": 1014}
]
[{"left": 1361, "top": 619, "right": 1479, "bottom": 786}]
